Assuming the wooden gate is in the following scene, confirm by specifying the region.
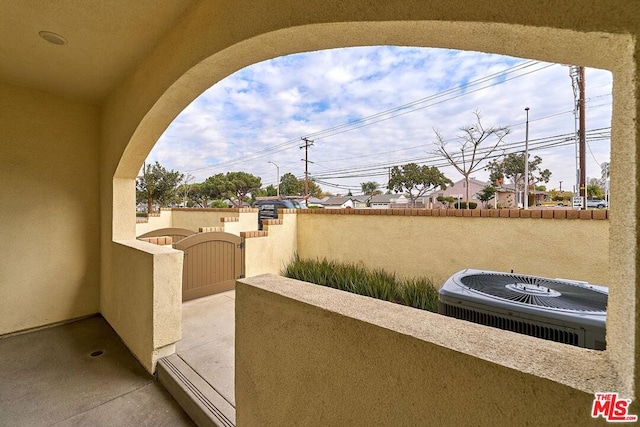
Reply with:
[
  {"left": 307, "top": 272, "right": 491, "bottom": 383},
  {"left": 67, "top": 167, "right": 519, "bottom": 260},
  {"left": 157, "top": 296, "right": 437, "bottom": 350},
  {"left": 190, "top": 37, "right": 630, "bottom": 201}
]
[{"left": 173, "top": 232, "right": 244, "bottom": 301}]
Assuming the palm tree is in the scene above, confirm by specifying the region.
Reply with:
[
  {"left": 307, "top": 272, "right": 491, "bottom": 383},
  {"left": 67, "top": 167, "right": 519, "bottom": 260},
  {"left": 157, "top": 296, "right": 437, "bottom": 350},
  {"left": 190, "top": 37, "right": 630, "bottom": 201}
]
[{"left": 360, "top": 181, "right": 381, "bottom": 196}]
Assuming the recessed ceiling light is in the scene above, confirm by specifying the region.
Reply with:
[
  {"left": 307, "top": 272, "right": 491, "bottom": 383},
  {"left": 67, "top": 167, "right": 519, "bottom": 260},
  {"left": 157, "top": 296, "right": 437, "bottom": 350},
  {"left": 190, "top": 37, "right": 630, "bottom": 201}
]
[{"left": 39, "top": 31, "right": 67, "bottom": 45}]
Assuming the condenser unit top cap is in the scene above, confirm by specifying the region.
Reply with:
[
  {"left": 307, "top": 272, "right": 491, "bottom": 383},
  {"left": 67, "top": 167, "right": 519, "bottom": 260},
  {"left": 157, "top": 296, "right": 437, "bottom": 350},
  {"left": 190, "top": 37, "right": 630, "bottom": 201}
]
[{"left": 444, "top": 268, "right": 608, "bottom": 314}]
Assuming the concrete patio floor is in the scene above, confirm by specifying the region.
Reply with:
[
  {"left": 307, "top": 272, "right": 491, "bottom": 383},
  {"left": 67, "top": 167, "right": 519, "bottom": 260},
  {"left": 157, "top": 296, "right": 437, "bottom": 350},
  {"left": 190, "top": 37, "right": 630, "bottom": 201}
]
[
  {"left": 0, "top": 291, "right": 237, "bottom": 426},
  {"left": 178, "top": 290, "right": 235, "bottom": 408},
  {"left": 0, "top": 316, "right": 195, "bottom": 426},
  {"left": 158, "top": 290, "right": 236, "bottom": 426}
]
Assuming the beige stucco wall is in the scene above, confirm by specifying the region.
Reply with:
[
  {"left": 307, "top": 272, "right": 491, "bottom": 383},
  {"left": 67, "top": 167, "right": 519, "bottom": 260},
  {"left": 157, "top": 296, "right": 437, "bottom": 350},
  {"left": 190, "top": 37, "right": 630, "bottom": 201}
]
[
  {"left": 97, "top": 0, "right": 638, "bottom": 402},
  {"left": 104, "top": 240, "right": 182, "bottom": 372},
  {"left": 237, "top": 275, "right": 617, "bottom": 426},
  {"left": 298, "top": 213, "right": 609, "bottom": 286},
  {"left": 219, "top": 212, "right": 259, "bottom": 236},
  {"left": 244, "top": 213, "right": 298, "bottom": 277},
  {"left": 0, "top": 82, "right": 100, "bottom": 335},
  {"left": 135, "top": 210, "right": 173, "bottom": 236},
  {"left": 221, "top": 219, "right": 246, "bottom": 236},
  {"left": 134, "top": 208, "right": 260, "bottom": 237},
  {"left": 171, "top": 209, "right": 237, "bottom": 232}
]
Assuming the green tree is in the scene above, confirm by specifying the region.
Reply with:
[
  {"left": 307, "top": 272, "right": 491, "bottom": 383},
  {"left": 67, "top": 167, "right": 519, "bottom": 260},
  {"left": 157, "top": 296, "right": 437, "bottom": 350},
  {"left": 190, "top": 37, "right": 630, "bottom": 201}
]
[
  {"left": 265, "top": 184, "right": 279, "bottom": 196},
  {"left": 176, "top": 183, "right": 190, "bottom": 206},
  {"left": 185, "top": 182, "right": 211, "bottom": 207},
  {"left": 388, "top": 163, "right": 453, "bottom": 205},
  {"left": 136, "top": 162, "right": 183, "bottom": 213},
  {"left": 434, "top": 111, "right": 510, "bottom": 206},
  {"left": 203, "top": 173, "right": 232, "bottom": 201},
  {"left": 225, "top": 171, "right": 262, "bottom": 206},
  {"left": 253, "top": 185, "right": 279, "bottom": 199},
  {"left": 176, "top": 173, "right": 194, "bottom": 207},
  {"left": 361, "top": 181, "right": 382, "bottom": 196},
  {"left": 486, "top": 153, "right": 552, "bottom": 199},
  {"left": 209, "top": 199, "right": 229, "bottom": 208},
  {"left": 301, "top": 179, "right": 323, "bottom": 198},
  {"left": 280, "top": 173, "right": 302, "bottom": 196},
  {"left": 250, "top": 185, "right": 279, "bottom": 205},
  {"left": 276, "top": 172, "right": 322, "bottom": 198},
  {"left": 476, "top": 185, "right": 497, "bottom": 208},
  {"left": 587, "top": 179, "right": 604, "bottom": 199}
]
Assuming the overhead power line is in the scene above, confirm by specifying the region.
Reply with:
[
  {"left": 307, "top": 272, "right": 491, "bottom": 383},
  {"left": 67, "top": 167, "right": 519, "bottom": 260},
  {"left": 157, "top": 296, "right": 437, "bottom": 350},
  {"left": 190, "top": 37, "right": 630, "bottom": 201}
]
[
  {"left": 304, "top": 60, "right": 545, "bottom": 141},
  {"left": 313, "top": 100, "right": 610, "bottom": 166},
  {"left": 184, "top": 59, "right": 559, "bottom": 174},
  {"left": 309, "top": 63, "right": 556, "bottom": 142},
  {"left": 309, "top": 127, "right": 610, "bottom": 181}
]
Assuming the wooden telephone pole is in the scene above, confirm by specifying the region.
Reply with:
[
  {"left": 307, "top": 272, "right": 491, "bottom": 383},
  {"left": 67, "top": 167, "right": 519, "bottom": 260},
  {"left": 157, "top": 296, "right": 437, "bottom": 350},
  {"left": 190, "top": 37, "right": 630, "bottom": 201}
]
[
  {"left": 570, "top": 65, "right": 587, "bottom": 209},
  {"left": 578, "top": 66, "right": 586, "bottom": 209},
  {"left": 300, "top": 137, "right": 314, "bottom": 201}
]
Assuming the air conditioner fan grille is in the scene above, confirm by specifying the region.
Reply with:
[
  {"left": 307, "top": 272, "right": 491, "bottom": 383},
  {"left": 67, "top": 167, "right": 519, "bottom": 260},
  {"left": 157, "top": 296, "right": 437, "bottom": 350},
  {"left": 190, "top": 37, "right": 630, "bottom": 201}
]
[{"left": 459, "top": 273, "right": 607, "bottom": 312}]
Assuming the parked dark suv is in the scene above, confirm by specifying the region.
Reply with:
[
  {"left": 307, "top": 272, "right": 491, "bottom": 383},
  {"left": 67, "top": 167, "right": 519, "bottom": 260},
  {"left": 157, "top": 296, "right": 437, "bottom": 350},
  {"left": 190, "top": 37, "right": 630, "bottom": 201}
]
[{"left": 254, "top": 199, "right": 296, "bottom": 230}]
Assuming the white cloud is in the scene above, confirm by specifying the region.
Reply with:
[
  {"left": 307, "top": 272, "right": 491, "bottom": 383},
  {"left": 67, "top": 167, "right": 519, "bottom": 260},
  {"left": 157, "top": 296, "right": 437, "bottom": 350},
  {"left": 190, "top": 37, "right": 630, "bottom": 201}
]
[{"left": 145, "top": 46, "right": 612, "bottom": 194}]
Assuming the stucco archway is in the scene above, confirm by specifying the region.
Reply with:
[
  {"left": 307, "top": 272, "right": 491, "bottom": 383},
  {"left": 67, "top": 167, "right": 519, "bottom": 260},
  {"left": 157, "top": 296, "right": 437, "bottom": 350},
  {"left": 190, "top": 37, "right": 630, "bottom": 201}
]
[
  {"left": 114, "top": 21, "right": 628, "bottom": 184},
  {"left": 106, "top": 10, "right": 636, "bottom": 395}
]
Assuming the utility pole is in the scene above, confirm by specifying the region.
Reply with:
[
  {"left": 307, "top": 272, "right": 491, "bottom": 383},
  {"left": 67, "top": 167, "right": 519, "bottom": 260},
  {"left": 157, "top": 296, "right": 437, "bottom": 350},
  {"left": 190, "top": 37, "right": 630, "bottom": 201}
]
[
  {"left": 570, "top": 65, "right": 587, "bottom": 210},
  {"left": 300, "top": 137, "right": 314, "bottom": 201},
  {"left": 524, "top": 107, "right": 530, "bottom": 209},
  {"left": 579, "top": 66, "right": 586, "bottom": 210}
]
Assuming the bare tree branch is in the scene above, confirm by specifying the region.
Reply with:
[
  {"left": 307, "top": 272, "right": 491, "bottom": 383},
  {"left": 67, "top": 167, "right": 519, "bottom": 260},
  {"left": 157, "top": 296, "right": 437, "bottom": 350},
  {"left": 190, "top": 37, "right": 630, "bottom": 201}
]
[{"left": 433, "top": 111, "right": 510, "bottom": 205}]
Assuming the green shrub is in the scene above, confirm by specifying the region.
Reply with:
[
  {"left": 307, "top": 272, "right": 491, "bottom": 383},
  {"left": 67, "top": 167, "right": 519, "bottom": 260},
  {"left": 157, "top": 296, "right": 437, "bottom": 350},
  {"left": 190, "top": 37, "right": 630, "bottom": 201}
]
[
  {"left": 282, "top": 255, "right": 438, "bottom": 313},
  {"left": 398, "top": 278, "right": 439, "bottom": 312},
  {"left": 453, "top": 201, "right": 478, "bottom": 209},
  {"left": 350, "top": 268, "right": 398, "bottom": 302},
  {"left": 210, "top": 199, "right": 229, "bottom": 208}
]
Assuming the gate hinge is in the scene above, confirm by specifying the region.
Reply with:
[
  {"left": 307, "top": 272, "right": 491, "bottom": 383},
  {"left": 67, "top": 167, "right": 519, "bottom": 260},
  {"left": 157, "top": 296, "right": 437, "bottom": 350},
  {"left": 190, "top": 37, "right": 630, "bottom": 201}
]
[
  {"left": 238, "top": 274, "right": 245, "bottom": 279},
  {"left": 237, "top": 242, "right": 244, "bottom": 249}
]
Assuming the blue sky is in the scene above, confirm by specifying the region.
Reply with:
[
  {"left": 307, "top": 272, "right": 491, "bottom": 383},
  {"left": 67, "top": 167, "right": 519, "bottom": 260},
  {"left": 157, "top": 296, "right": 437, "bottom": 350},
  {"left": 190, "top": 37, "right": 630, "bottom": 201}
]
[{"left": 146, "top": 46, "right": 612, "bottom": 194}]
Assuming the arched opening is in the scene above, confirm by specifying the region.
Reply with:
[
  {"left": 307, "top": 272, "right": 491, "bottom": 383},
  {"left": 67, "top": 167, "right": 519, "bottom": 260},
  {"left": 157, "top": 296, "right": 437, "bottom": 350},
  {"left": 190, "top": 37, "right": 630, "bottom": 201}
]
[
  {"left": 106, "top": 17, "right": 635, "bottom": 422},
  {"left": 136, "top": 45, "right": 611, "bottom": 420},
  {"left": 145, "top": 47, "right": 612, "bottom": 209}
]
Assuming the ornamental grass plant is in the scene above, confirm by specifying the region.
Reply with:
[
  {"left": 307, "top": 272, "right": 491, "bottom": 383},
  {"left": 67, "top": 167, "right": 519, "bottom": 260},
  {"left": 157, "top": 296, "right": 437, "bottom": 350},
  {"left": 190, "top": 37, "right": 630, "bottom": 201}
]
[{"left": 282, "top": 255, "right": 439, "bottom": 313}]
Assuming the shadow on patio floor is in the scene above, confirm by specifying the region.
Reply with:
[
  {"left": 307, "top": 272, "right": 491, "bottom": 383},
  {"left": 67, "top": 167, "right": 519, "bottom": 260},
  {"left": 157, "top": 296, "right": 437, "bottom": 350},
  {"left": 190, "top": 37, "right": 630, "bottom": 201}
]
[{"left": 0, "top": 316, "right": 195, "bottom": 426}]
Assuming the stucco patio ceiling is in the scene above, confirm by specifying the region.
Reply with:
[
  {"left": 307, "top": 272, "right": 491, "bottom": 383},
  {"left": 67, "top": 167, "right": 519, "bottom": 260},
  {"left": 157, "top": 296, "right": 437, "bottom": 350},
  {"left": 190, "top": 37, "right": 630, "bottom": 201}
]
[{"left": 0, "top": 0, "right": 195, "bottom": 104}]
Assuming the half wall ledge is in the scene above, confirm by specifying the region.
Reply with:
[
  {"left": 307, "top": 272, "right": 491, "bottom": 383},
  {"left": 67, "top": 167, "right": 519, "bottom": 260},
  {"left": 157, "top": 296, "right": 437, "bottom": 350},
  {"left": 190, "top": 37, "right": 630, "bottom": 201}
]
[
  {"left": 297, "top": 208, "right": 609, "bottom": 219},
  {"left": 236, "top": 274, "right": 622, "bottom": 425},
  {"left": 104, "top": 239, "right": 183, "bottom": 373}
]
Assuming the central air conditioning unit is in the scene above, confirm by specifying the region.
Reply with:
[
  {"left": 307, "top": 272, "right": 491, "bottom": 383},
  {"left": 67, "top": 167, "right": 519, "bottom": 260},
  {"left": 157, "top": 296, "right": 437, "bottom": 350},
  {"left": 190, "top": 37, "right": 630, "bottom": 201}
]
[{"left": 438, "top": 269, "right": 608, "bottom": 350}]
